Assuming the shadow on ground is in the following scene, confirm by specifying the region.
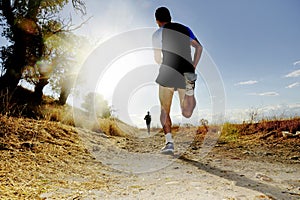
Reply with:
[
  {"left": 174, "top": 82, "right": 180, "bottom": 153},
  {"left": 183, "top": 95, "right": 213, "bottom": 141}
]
[{"left": 179, "top": 155, "right": 299, "bottom": 200}]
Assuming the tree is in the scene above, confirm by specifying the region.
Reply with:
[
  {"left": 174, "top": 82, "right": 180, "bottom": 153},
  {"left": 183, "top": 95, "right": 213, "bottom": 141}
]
[
  {"left": 43, "top": 32, "right": 94, "bottom": 105},
  {"left": 0, "top": 0, "right": 86, "bottom": 106},
  {"left": 81, "top": 92, "right": 111, "bottom": 119}
]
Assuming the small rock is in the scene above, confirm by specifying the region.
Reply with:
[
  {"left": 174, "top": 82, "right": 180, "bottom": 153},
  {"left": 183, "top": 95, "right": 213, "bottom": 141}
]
[
  {"left": 263, "top": 152, "right": 274, "bottom": 156},
  {"left": 21, "top": 142, "right": 35, "bottom": 149},
  {"left": 92, "top": 146, "right": 100, "bottom": 152},
  {"left": 243, "top": 151, "right": 251, "bottom": 155},
  {"left": 282, "top": 131, "right": 300, "bottom": 138},
  {"left": 0, "top": 143, "right": 10, "bottom": 150},
  {"left": 191, "top": 146, "right": 198, "bottom": 150},
  {"left": 255, "top": 173, "right": 273, "bottom": 182},
  {"left": 165, "top": 181, "right": 179, "bottom": 185},
  {"left": 290, "top": 156, "right": 300, "bottom": 160}
]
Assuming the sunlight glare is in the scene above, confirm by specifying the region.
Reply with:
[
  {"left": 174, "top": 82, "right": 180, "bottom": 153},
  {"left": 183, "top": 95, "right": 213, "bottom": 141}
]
[{"left": 95, "top": 49, "right": 155, "bottom": 102}]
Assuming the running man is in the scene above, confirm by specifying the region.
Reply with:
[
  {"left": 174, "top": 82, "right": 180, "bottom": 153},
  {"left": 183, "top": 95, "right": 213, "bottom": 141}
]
[
  {"left": 144, "top": 111, "right": 151, "bottom": 134},
  {"left": 152, "top": 7, "right": 203, "bottom": 154}
]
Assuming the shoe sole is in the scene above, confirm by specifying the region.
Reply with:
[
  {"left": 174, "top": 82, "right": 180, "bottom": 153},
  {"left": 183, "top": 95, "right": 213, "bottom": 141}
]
[{"left": 161, "top": 149, "right": 174, "bottom": 155}]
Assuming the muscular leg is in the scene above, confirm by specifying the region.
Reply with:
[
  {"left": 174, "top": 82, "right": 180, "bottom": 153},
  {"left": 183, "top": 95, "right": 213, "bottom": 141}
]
[
  {"left": 159, "top": 85, "right": 174, "bottom": 134},
  {"left": 178, "top": 88, "right": 196, "bottom": 118}
]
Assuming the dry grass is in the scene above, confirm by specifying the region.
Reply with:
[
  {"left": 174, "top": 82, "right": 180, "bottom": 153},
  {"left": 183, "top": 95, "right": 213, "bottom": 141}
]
[
  {"left": 195, "top": 117, "right": 300, "bottom": 143},
  {"left": 40, "top": 102, "right": 129, "bottom": 137},
  {"left": 98, "top": 118, "right": 131, "bottom": 137},
  {"left": 0, "top": 115, "right": 109, "bottom": 200},
  {"left": 0, "top": 98, "right": 134, "bottom": 199},
  {"left": 194, "top": 118, "right": 300, "bottom": 163},
  {"left": 103, "top": 119, "right": 139, "bottom": 138},
  {"left": 237, "top": 117, "right": 300, "bottom": 136},
  {"left": 40, "top": 104, "right": 75, "bottom": 126}
]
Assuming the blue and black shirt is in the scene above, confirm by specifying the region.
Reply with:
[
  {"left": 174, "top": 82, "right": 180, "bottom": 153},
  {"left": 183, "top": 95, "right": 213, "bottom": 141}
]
[{"left": 152, "top": 22, "right": 200, "bottom": 89}]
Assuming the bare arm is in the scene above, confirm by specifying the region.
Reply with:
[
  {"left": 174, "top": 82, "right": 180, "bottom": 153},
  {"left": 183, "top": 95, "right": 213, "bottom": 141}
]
[
  {"left": 154, "top": 49, "right": 162, "bottom": 64},
  {"left": 191, "top": 39, "right": 203, "bottom": 69}
]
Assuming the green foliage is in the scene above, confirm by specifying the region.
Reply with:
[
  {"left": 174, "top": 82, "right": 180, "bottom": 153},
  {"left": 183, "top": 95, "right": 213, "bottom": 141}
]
[
  {"left": 44, "top": 32, "right": 93, "bottom": 100},
  {"left": 0, "top": 0, "right": 88, "bottom": 108},
  {"left": 81, "top": 92, "right": 112, "bottom": 119},
  {"left": 219, "top": 122, "right": 239, "bottom": 143}
]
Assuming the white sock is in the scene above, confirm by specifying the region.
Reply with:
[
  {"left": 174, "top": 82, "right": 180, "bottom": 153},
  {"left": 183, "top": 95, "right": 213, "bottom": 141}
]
[
  {"left": 165, "top": 133, "right": 173, "bottom": 144},
  {"left": 184, "top": 73, "right": 197, "bottom": 96},
  {"left": 185, "top": 88, "right": 194, "bottom": 96}
]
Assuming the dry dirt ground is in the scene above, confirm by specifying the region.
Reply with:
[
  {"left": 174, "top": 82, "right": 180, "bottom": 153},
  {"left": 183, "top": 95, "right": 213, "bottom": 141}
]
[{"left": 0, "top": 116, "right": 299, "bottom": 200}]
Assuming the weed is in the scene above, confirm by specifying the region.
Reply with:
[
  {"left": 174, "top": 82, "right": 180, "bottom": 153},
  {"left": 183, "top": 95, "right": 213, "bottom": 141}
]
[{"left": 219, "top": 122, "right": 239, "bottom": 143}]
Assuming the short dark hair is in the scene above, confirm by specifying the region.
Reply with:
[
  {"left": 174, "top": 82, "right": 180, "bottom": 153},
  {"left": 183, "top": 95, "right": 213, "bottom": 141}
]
[{"left": 155, "top": 7, "right": 171, "bottom": 22}]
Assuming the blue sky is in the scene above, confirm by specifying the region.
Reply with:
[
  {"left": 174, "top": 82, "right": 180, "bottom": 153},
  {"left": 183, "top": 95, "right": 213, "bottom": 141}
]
[
  {"left": 1, "top": 0, "right": 300, "bottom": 124},
  {"left": 75, "top": 0, "right": 300, "bottom": 123}
]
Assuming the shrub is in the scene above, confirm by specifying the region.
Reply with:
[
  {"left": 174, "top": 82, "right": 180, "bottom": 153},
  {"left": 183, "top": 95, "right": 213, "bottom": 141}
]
[{"left": 219, "top": 122, "right": 239, "bottom": 143}]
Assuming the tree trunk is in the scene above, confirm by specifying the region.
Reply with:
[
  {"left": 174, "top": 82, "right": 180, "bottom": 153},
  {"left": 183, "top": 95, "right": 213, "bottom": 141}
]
[
  {"left": 0, "top": 0, "right": 45, "bottom": 105},
  {"left": 33, "top": 78, "right": 49, "bottom": 105},
  {"left": 0, "top": 72, "right": 21, "bottom": 91},
  {"left": 58, "top": 75, "right": 75, "bottom": 105}
]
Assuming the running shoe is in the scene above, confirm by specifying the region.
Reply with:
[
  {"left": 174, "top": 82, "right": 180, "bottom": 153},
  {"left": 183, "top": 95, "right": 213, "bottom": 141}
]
[
  {"left": 184, "top": 72, "right": 197, "bottom": 96},
  {"left": 161, "top": 142, "right": 174, "bottom": 155}
]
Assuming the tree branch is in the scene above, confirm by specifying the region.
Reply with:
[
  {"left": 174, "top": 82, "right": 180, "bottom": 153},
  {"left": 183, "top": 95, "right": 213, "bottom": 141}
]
[
  {"left": 48, "top": 15, "right": 92, "bottom": 35},
  {"left": 72, "top": 0, "right": 86, "bottom": 15},
  {"left": 26, "top": 0, "right": 43, "bottom": 20},
  {"left": 68, "top": 16, "right": 92, "bottom": 32},
  {"left": 0, "top": 0, "right": 15, "bottom": 26}
]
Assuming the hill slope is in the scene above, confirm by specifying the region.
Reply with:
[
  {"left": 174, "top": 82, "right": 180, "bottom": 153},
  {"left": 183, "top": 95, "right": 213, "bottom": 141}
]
[{"left": 0, "top": 115, "right": 112, "bottom": 199}]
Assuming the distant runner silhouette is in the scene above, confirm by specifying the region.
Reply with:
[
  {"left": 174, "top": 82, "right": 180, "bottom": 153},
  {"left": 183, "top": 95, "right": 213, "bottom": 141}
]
[{"left": 144, "top": 111, "right": 151, "bottom": 134}]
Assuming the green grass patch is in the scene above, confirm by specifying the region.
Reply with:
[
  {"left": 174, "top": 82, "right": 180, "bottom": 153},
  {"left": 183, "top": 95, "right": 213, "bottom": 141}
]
[{"left": 219, "top": 122, "right": 239, "bottom": 143}]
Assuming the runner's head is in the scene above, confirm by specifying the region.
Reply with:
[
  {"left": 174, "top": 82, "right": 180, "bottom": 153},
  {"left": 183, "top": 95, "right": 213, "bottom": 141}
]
[{"left": 155, "top": 7, "right": 171, "bottom": 23}]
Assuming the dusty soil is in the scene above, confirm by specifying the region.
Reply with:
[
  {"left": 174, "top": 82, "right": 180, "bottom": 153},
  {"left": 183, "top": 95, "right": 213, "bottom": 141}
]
[{"left": 0, "top": 115, "right": 299, "bottom": 200}]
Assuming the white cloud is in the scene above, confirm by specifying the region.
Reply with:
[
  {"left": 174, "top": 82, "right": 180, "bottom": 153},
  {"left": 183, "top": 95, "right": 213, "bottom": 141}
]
[
  {"left": 248, "top": 92, "right": 279, "bottom": 96},
  {"left": 225, "top": 103, "right": 300, "bottom": 123},
  {"left": 293, "top": 60, "right": 300, "bottom": 66},
  {"left": 285, "top": 82, "right": 300, "bottom": 89},
  {"left": 285, "top": 69, "right": 300, "bottom": 78},
  {"left": 256, "top": 103, "right": 300, "bottom": 118},
  {"left": 235, "top": 80, "right": 258, "bottom": 86}
]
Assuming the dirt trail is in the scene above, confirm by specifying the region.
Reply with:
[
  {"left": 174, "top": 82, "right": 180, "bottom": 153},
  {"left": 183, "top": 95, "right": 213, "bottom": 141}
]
[{"left": 41, "top": 128, "right": 300, "bottom": 200}]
